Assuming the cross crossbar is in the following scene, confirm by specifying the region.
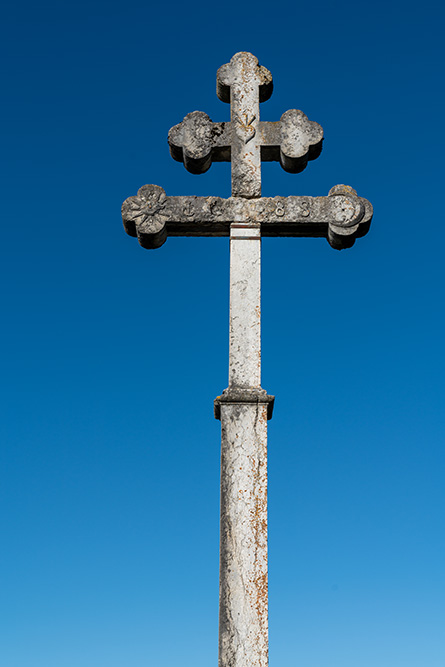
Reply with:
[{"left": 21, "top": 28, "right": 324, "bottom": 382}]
[
  {"left": 168, "top": 109, "right": 323, "bottom": 175},
  {"left": 122, "top": 184, "right": 372, "bottom": 250}
]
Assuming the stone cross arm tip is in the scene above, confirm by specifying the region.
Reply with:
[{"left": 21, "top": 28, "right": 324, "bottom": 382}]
[
  {"left": 216, "top": 52, "right": 273, "bottom": 104},
  {"left": 122, "top": 184, "right": 372, "bottom": 250}
]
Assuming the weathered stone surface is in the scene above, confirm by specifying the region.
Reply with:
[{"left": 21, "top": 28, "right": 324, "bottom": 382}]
[
  {"left": 327, "top": 185, "right": 373, "bottom": 249},
  {"left": 124, "top": 50, "right": 372, "bottom": 248},
  {"left": 121, "top": 184, "right": 168, "bottom": 249},
  {"left": 214, "top": 387, "right": 274, "bottom": 420},
  {"left": 168, "top": 52, "right": 323, "bottom": 182},
  {"left": 168, "top": 112, "right": 323, "bottom": 175},
  {"left": 219, "top": 401, "right": 269, "bottom": 667},
  {"left": 217, "top": 219, "right": 270, "bottom": 667},
  {"left": 227, "top": 222, "right": 261, "bottom": 388},
  {"left": 168, "top": 111, "right": 229, "bottom": 174},
  {"left": 122, "top": 183, "right": 372, "bottom": 249},
  {"left": 217, "top": 52, "right": 273, "bottom": 104},
  {"left": 219, "top": 52, "right": 265, "bottom": 197},
  {"left": 279, "top": 109, "right": 323, "bottom": 172}
]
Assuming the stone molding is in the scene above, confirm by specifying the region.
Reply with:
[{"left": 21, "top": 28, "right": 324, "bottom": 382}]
[{"left": 214, "top": 387, "right": 275, "bottom": 420}]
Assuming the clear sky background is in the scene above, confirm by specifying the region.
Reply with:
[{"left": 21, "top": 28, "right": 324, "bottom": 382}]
[{"left": 1, "top": 1, "right": 444, "bottom": 665}]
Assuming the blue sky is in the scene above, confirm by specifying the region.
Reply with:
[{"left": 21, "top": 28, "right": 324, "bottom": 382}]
[{"left": 1, "top": 0, "right": 444, "bottom": 665}]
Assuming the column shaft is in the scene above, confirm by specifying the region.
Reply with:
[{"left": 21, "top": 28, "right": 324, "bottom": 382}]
[
  {"left": 218, "top": 222, "right": 268, "bottom": 667},
  {"left": 228, "top": 225, "right": 261, "bottom": 388},
  {"left": 219, "top": 402, "right": 268, "bottom": 667}
]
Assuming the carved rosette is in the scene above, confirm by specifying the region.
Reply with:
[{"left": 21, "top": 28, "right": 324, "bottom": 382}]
[
  {"left": 122, "top": 184, "right": 170, "bottom": 249},
  {"left": 327, "top": 185, "right": 373, "bottom": 249}
]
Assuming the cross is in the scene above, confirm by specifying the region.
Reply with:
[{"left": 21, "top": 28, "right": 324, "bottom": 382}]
[{"left": 122, "top": 52, "right": 372, "bottom": 667}]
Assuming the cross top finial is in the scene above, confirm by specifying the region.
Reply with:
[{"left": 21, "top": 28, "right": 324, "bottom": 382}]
[
  {"left": 169, "top": 51, "right": 324, "bottom": 198},
  {"left": 216, "top": 52, "right": 273, "bottom": 105}
]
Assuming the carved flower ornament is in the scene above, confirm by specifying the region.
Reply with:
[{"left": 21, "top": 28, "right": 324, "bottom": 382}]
[
  {"left": 121, "top": 185, "right": 169, "bottom": 249},
  {"left": 327, "top": 185, "right": 373, "bottom": 249}
]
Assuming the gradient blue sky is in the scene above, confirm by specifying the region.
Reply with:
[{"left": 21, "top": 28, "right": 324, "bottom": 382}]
[{"left": 1, "top": 0, "right": 445, "bottom": 665}]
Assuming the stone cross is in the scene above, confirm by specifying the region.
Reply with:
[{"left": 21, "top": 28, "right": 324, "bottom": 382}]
[{"left": 122, "top": 52, "right": 372, "bottom": 667}]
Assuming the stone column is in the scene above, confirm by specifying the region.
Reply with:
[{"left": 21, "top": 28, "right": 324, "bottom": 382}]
[
  {"left": 228, "top": 223, "right": 261, "bottom": 388},
  {"left": 215, "top": 222, "right": 273, "bottom": 667},
  {"left": 218, "top": 400, "right": 268, "bottom": 667}
]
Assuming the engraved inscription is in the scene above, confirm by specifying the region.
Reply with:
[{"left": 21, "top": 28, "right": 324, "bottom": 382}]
[
  {"left": 275, "top": 202, "right": 285, "bottom": 217},
  {"left": 183, "top": 202, "right": 194, "bottom": 218},
  {"left": 300, "top": 200, "right": 310, "bottom": 218},
  {"left": 254, "top": 201, "right": 265, "bottom": 222},
  {"left": 210, "top": 200, "right": 223, "bottom": 216}
]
